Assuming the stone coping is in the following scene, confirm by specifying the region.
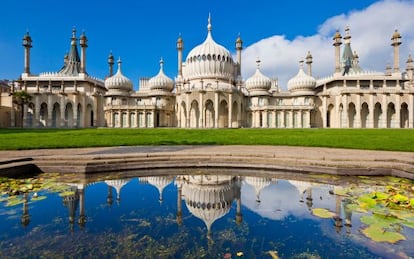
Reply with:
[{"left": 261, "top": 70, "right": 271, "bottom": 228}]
[{"left": 0, "top": 145, "right": 413, "bottom": 179}]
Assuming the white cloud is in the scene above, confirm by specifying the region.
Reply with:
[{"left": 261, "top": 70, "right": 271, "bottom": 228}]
[{"left": 241, "top": 0, "right": 414, "bottom": 89}]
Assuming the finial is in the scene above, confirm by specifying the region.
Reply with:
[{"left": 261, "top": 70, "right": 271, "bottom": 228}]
[
  {"left": 117, "top": 57, "right": 122, "bottom": 72},
  {"left": 207, "top": 13, "right": 212, "bottom": 32},
  {"left": 344, "top": 26, "right": 351, "bottom": 38},
  {"left": 159, "top": 57, "right": 164, "bottom": 70},
  {"left": 72, "top": 27, "right": 76, "bottom": 38},
  {"left": 299, "top": 59, "right": 304, "bottom": 69}
]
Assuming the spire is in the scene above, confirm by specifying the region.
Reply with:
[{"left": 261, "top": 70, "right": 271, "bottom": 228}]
[
  {"left": 207, "top": 13, "right": 212, "bottom": 32},
  {"left": 159, "top": 57, "right": 164, "bottom": 71},
  {"left": 58, "top": 28, "right": 81, "bottom": 76},
  {"left": 256, "top": 57, "right": 261, "bottom": 70},
  {"left": 108, "top": 51, "right": 114, "bottom": 77}
]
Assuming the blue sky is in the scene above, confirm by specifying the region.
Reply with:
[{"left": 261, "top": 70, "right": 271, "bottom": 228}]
[{"left": 1, "top": 0, "right": 413, "bottom": 89}]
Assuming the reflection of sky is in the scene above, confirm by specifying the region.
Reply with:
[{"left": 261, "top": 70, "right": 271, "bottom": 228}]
[{"left": 242, "top": 180, "right": 337, "bottom": 220}]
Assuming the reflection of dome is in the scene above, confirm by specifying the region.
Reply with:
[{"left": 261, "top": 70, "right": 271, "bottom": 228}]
[
  {"left": 140, "top": 176, "right": 174, "bottom": 201},
  {"left": 183, "top": 15, "right": 235, "bottom": 80},
  {"left": 244, "top": 176, "right": 276, "bottom": 202},
  {"left": 245, "top": 59, "right": 271, "bottom": 94},
  {"left": 179, "top": 175, "right": 238, "bottom": 230},
  {"left": 105, "top": 178, "right": 131, "bottom": 201},
  {"left": 287, "top": 61, "right": 316, "bottom": 94},
  {"left": 149, "top": 58, "right": 174, "bottom": 92},
  {"left": 105, "top": 58, "right": 133, "bottom": 93}
]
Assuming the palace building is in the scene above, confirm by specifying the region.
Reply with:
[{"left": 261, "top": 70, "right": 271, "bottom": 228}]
[{"left": 3, "top": 17, "right": 414, "bottom": 129}]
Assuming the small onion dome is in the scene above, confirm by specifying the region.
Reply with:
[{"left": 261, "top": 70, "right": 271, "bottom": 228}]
[
  {"left": 333, "top": 30, "right": 342, "bottom": 40},
  {"left": 105, "top": 58, "right": 133, "bottom": 92},
  {"left": 287, "top": 60, "right": 316, "bottom": 94},
  {"left": 149, "top": 58, "right": 174, "bottom": 91},
  {"left": 245, "top": 58, "right": 271, "bottom": 93},
  {"left": 391, "top": 29, "right": 401, "bottom": 40}
]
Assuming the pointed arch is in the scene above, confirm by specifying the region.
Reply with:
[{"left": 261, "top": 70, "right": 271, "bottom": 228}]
[
  {"left": 86, "top": 104, "right": 93, "bottom": 127},
  {"left": 190, "top": 100, "right": 199, "bottom": 128},
  {"left": 361, "top": 102, "right": 369, "bottom": 128},
  {"left": 65, "top": 103, "right": 74, "bottom": 128},
  {"left": 27, "top": 102, "right": 35, "bottom": 128},
  {"left": 52, "top": 102, "right": 60, "bottom": 128},
  {"left": 348, "top": 103, "right": 356, "bottom": 128},
  {"left": 77, "top": 103, "right": 83, "bottom": 128},
  {"left": 327, "top": 104, "right": 334, "bottom": 128},
  {"left": 400, "top": 102, "right": 408, "bottom": 128},
  {"left": 204, "top": 99, "right": 214, "bottom": 128},
  {"left": 386, "top": 102, "right": 396, "bottom": 128},
  {"left": 39, "top": 102, "right": 47, "bottom": 127},
  {"left": 180, "top": 101, "right": 187, "bottom": 128},
  {"left": 374, "top": 102, "right": 382, "bottom": 128},
  {"left": 218, "top": 100, "right": 228, "bottom": 128}
]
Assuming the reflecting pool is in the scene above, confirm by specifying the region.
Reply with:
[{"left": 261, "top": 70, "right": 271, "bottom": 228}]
[{"left": 0, "top": 169, "right": 413, "bottom": 258}]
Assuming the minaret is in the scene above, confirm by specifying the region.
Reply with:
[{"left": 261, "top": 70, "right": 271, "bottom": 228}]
[
  {"left": 176, "top": 184, "right": 183, "bottom": 225},
  {"left": 305, "top": 51, "right": 313, "bottom": 76},
  {"left": 21, "top": 193, "right": 30, "bottom": 227},
  {"left": 177, "top": 35, "right": 183, "bottom": 77},
  {"left": 406, "top": 54, "right": 413, "bottom": 81},
  {"left": 391, "top": 29, "right": 402, "bottom": 73},
  {"left": 108, "top": 52, "right": 115, "bottom": 77},
  {"left": 79, "top": 31, "right": 88, "bottom": 74},
  {"left": 333, "top": 30, "right": 342, "bottom": 74},
  {"left": 107, "top": 185, "right": 114, "bottom": 206},
  {"left": 22, "top": 31, "right": 32, "bottom": 75},
  {"left": 78, "top": 186, "right": 86, "bottom": 228},
  {"left": 236, "top": 34, "right": 243, "bottom": 77}
]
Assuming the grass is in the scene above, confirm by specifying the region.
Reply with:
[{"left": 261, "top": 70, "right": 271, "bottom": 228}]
[{"left": 0, "top": 128, "right": 413, "bottom": 152}]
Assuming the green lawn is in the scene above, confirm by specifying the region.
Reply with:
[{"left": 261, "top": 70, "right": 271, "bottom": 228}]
[{"left": 0, "top": 128, "right": 413, "bottom": 152}]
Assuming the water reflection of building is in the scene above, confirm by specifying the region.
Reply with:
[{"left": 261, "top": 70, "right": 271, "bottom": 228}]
[
  {"left": 105, "top": 178, "right": 131, "bottom": 204},
  {"left": 139, "top": 176, "right": 174, "bottom": 202},
  {"left": 244, "top": 176, "right": 277, "bottom": 203},
  {"left": 175, "top": 175, "right": 242, "bottom": 238}
]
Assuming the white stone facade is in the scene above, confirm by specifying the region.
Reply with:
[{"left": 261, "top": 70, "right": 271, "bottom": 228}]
[{"left": 3, "top": 21, "right": 414, "bottom": 129}]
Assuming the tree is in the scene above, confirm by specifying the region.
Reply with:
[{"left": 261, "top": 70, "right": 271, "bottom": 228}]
[{"left": 12, "top": 90, "right": 32, "bottom": 127}]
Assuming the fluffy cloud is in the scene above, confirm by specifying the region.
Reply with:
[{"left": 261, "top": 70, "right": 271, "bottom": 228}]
[{"left": 242, "top": 0, "right": 414, "bottom": 89}]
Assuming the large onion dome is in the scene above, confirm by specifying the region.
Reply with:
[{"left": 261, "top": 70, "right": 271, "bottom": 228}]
[
  {"left": 245, "top": 59, "right": 272, "bottom": 95},
  {"left": 287, "top": 60, "right": 316, "bottom": 94},
  {"left": 181, "top": 175, "right": 237, "bottom": 231},
  {"left": 149, "top": 58, "right": 174, "bottom": 91},
  {"left": 105, "top": 58, "right": 133, "bottom": 94},
  {"left": 183, "top": 15, "right": 235, "bottom": 80}
]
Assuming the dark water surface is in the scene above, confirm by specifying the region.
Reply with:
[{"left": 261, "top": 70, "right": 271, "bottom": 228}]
[{"left": 0, "top": 169, "right": 413, "bottom": 258}]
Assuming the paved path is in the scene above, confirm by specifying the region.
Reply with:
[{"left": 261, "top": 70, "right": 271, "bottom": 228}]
[{"left": 0, "top": 145, "right": 413, "bottom": 178}]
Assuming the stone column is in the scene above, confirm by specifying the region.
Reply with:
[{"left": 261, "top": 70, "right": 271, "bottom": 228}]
[
  {"left": 343, "top": 95, "right": 348, "bottom": 128},
  {"left": 409, "top": 94, "right": 414, "bottom": 128},
  {"left": 214, "top": 92, "right": 219, "bottom": 128},
  {"left": 322, "top": 95, "right": 327, "bottom": 128},
  {"left": 396, "top": 94, "right": 401, "bottom": 128},
  {"left": 369, "top": 94, "right": 374, "bottom": 128},
  {"left": 60, "top": 96, "right": 65, "bottom": 128},
  {"left": 199, "top": 92, "right": 204, "bottom": 128},
  {"left": 265, "top": 111, "right": 269, "bottom": 128},
  {"left": 272, "top": 111, "right": 276, "bottom": 128},
  {"left": 355, "top": 94, "right": 361, "bottom": 128},
  {"left": 126, "top": 111, "right": 130, "bottom": 128},
  {"left": 47, "top": 95, "right": 53, "bottom": 127},
  {"left": 298, "top": 110, "right": 302, "bottom": 128},
  {"left": 228, "top": 93, "right": 233, "bottom": 128},
  {"left": 22, "top": 103, "right": 28, "bottom": 128},
  {"left": 35, "top": 96, "right": 40, "bottom": 128},
  {"left": 281, "top": 110, "right": 285, "bottom": 128}
]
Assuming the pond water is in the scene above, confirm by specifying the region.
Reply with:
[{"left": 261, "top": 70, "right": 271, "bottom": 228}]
[{"left": 0, "top": 169, "right": 413, "bottom": 258}]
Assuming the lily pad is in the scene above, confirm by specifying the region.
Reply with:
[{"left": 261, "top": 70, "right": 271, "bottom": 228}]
[
  {"left": 31, "top": 195, "right": 47, "bottom": 202},
  {"left": 59, "top": 191, "right": 75, "bottom": 197},
  {"left": 312, "top": 208, "right": 334, "bottom": 219},
  {"left": 361, "top": 225, "right": 405, "bottom": 243},
  {"left": 6, "top": 196, "right": 25, "bottom": 207}
]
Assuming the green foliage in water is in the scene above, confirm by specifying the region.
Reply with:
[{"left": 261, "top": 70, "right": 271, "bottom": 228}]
[{"left": 0, "top": 128, "right": 413, "bottom": 151}]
